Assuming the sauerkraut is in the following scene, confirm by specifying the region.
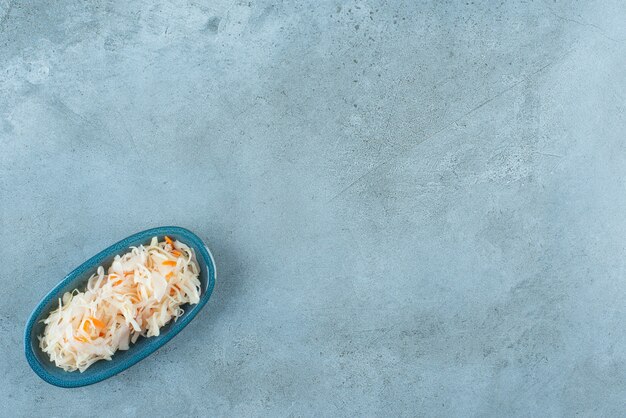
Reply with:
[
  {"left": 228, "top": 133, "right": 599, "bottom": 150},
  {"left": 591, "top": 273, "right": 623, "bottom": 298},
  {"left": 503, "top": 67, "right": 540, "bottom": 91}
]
[{"left": 39, "top": 236, "right": 201, "bottom": 372}]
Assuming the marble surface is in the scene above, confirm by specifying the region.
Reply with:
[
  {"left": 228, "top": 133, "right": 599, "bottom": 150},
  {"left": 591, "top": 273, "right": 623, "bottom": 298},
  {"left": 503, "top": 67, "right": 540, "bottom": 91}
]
[{"left": 1, "top": 0, "right": 626, "bottom": 416}]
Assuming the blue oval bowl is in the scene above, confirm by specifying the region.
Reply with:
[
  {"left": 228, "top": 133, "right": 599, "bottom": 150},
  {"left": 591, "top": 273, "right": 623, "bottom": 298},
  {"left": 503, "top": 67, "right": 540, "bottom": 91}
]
[{"left": 24, "top": 226, "right": 216, "bottom": 388}]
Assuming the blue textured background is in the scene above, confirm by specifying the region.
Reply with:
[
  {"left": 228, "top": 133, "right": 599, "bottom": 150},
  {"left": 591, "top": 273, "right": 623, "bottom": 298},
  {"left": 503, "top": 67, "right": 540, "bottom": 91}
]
[{"left": 1, "top": 0, "right": 626, "bottom": 416}]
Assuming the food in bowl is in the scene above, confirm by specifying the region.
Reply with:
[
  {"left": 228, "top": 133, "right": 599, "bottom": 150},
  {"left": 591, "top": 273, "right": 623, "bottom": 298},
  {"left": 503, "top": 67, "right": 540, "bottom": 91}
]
[{"left": 38, "top": 236, "right": 201, "bottom": 372}]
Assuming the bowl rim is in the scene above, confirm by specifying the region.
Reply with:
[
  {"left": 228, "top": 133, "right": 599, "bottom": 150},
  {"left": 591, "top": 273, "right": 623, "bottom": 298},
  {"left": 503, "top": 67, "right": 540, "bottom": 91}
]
[{"left": 24, "top": 226, "right": 216, "bottom": 388}]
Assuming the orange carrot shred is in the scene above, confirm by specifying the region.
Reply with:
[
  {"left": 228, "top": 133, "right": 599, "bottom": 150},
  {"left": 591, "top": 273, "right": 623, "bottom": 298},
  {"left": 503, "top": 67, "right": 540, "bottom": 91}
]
[
  {"left": 162, "top": 260, "right": 177, "bottom": 266},
  {"left": 171, "top": 250, "right": 181, "bottom": 257},
  {"left": 124, "top": 271, "right": 134, "bottom": 276},
  {"left": 165, "top": 236, "right": 174, "bottom": 246},
  {"left": 165, "top": 272, "right": 174, "bottom": 279},
  {"left": 89, "top": 317, "right": 106, "bottom": 329},
  {"left": 75, "top": 335, "right": 89, "bottom": 343}
]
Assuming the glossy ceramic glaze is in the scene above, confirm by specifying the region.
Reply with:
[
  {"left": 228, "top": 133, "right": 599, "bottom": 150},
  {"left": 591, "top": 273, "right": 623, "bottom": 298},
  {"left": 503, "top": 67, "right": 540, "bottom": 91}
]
[{"left": 24, "top": 226, "right": 216, "bottom": 388}]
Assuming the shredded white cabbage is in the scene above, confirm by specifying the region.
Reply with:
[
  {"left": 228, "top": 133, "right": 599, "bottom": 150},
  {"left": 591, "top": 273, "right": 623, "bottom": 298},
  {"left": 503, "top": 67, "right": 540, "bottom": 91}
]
[{"left": 39, "top": 236, "right": 201, "bottom": 372}]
